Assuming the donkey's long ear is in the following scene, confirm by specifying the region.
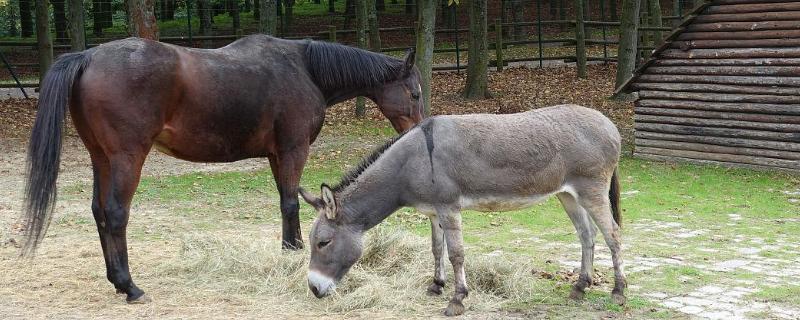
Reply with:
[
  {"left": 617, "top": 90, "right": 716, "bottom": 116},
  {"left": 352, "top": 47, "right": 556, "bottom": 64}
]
[
  {"left": 403, "top": 48, "right": 416, "bottom": 74},
  {"left": 299, "top": 187, "right": 325, "bottom": 211},
  {"left": 320, "top": 184, "right": 338, "bottom": 220}
]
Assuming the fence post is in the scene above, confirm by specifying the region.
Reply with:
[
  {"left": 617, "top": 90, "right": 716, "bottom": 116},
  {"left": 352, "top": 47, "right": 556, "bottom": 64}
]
[
  {"left": 574, "top": 0, "right": 587, "bottom": 78},
  {"left": 328, "top": 25, "right": 337, "bottom": 42},
  {"left": 494, "top": 19, "right": 503, "bottom": 72},
  {"left": 536, "top": 0, "right": 543, "bottom": 68}
]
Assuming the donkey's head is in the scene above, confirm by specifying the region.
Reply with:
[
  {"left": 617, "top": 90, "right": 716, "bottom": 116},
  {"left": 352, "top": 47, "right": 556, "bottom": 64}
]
[
  {"left": 300, "top": 185, "right": 363, "bottom": 298},
  {"left": 371, "top": 49, "right": 424, "bottom": 133}
]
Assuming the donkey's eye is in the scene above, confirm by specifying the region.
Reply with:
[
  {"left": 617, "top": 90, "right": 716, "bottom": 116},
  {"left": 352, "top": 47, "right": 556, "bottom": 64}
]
[{"left": 318, "top": 240, "right": 331, "bottom": 249}]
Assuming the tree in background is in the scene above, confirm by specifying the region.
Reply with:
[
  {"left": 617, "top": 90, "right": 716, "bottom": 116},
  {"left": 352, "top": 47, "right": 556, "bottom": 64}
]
[
  {"left": 19, "top": 0, "right": 33, "bottom": 37},
  {"left": 52, "top": 0, "right": 68, "bottom": 43},
  {"left": 69, "top": 0, "right": 86, "bottom": 51},
  {"left": 614, "top": 0, "right": 641, "bottom": 94},
  {"left": 259, "top": 0, "right": 277, "bottom": 34},
  {"left": 415, "top": 0, "right": 437, "bottom": 116},
  {"left": 463, "top": 0, "right": 489, "bottom": 99},
  {"left": 229, "top": 0, "right": 241, "bottom": 33},
  {"left": 35, "top": 0, "right": 52, "bottom": 82},
  {"left": 7, "top": 0, "right": 18, "bottom": 36},
  {"left": 367, "top": 0, "right": 380, "bottom": 50},
  {"left": 160, "top": 0, "right": 176, "bottom": 20},
  {"left": 282, "top": 0, "right": 294, "bottom": 32},
  {"left": 355, "top": 0, "right": 367, "bottom": 117},
  {"left": 127, "top": 0, "right": 159, "bottom": 40}
]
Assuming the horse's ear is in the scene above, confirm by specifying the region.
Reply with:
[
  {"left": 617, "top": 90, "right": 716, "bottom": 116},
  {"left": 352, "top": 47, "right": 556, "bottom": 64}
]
[
  {"left": 299, "top": 187, "right": 325, "bottom": 211},
  {"left": 403, "top": 48, "right": 416, "bottom": 74},
  {"left": 320, "top": 184, "right": 337, "bottom": 220}
]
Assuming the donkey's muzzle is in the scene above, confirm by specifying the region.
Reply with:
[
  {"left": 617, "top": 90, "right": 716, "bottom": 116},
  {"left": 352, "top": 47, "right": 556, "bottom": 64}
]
[{"left": 308, "top": 269, "right": 335, "bottom": 298}]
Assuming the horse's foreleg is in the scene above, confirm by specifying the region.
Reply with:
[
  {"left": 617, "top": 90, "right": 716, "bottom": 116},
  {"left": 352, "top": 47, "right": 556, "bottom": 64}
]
[
  {"left": 102, "top": 152, "right": 148, "bottom": 303},
  {"left": 579, "top": 189, "right": 626, "bottom": 306},
  {"left": 426, "top": 214, "right": 447, "bottom": 296},
  {"left": 270, "top": 146, "right": 309, "bottom": 250},
  {"left": 557, "top": 192, "right": 597, "bottom": 300},
  {"left": 439, "top": 208, "right": 468, "bottom": 316}
]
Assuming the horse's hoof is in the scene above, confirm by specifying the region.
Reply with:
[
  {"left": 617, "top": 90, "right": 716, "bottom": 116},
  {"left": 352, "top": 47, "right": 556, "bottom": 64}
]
[
  {"left": 569, "top": 287, "right": 585, "bottom": 300},
  {"left": 444, "top": 300, "right": 465, "bottom": 316},
  {"left": 612, "top": 292, "right": 626, "bottom": 306},
  {"left": 126, "top": 293, "right": 151, "bottom": 304},
  {"left": 427, "top": 283, "right": 443, "bottom": 296}
]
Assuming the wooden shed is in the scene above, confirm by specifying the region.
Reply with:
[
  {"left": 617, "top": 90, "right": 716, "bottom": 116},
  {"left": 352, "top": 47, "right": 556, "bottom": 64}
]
[{"left": 618, "top": 0, "right": 800, "bottom": 172}]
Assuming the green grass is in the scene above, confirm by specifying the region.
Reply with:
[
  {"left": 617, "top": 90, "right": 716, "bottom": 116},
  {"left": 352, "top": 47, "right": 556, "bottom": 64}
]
[{"left": 750, "top": 285, "right": 800, "bottom": 305}]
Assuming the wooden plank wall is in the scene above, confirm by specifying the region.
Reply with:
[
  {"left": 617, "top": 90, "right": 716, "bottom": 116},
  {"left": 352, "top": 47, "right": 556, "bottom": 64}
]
[{"left": 631, "top": 0, "right": 800, "bottom": 171}]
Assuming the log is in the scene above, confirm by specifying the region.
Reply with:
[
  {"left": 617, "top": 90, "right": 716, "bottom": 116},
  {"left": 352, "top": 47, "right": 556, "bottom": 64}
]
[
  {"left": 693, "top": 11, "right": 800, "bottom": 23},
  {"left": 635, "top": 146, "right": 800, "bottom": 170},
  {"left": 631, "top": 82, "right": 800, "bottom": 96},
  {"left": 706, "top": 3, "right": 800, "bottom": 14},
  {"left": 652, "top": 58, "right": 800, "bottom": 66},
  {"left": 686, "top": 21, "right": 800, "bottom": 32},
  {"left": 634, "top": 153, "right": 798, "bottom": 173},
  {"left": 638, "top": 90, "right": 800, "bottom": 104},
  {"left": 677, "top": 30, "right": 800, "bottom": 41},
  {"left": 635, "top": 114, "right": 800, "bottom": 132},
  {"left": 635, "top": 106, "right": 800, "bottom": 124},
  {"left": 636, "top": 99, "right": 800, "bottom": 115},
  {"left": 646, "top": 66, "right": 800, "bottom": 77},
  {"left": 636, "top": 138, "right": 800, "bottom": 160},
  {"left": 637, "top": 74, "right": 800, "bottom": 87},
  {"left": 635, "top": 130, "right": 800, "bottom": 152},
  {"left": 671, "top": 39, "right": 800, "bottom": 50},
  {"left": 660, "top": 48, "right": 800, "bottom": 59},
  {"left": 634, "top": 122, "right": 800, "bottom": 142}
]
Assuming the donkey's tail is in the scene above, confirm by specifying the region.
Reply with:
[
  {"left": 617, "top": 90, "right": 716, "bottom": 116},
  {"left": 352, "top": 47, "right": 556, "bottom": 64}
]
[
  {"left": 609, "top": 167, "right": 621, "bottom": 228},
  {"left": 22, "top": 52, "right": 91, "bottom": 257}
]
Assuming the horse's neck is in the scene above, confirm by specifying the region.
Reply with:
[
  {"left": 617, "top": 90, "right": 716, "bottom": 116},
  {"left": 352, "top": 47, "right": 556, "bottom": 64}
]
[
  {"left": 341, "top": 160, "right": 405, "bottom": 230},
  {"left": 324, "top": 87, "right": 375, "bottom": 107}
]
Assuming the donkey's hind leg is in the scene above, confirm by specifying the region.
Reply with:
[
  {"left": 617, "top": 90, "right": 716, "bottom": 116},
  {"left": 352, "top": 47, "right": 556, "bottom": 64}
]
[
  {"left": 577, "top": 186, "right": 626, "bottom": 305},
  {"left": 425, "top": 213, "right": 448, "bottom": 296},
  {"left": 557, "top": 192, "right": 597, "bottom": 300},
  {"left": 438, "top": 207, "right": 468, "bottom": 316}
]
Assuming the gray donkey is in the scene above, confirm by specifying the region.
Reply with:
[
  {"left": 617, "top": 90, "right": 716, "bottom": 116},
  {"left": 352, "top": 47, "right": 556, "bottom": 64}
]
[{"left": 300, "top": 104, "right": 624, "bottom": 316}]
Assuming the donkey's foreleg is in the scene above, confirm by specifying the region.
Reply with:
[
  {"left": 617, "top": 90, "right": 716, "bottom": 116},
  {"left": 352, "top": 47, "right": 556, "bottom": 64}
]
[
  {"left": 579, "top": 191, "right": 627, "bottom": 305},
  {"left": 269, "top": 147, "right": 310, "bottom": 250},
  {"left": 439, "top": 208, "right": 468, "bottom": 316},
  {"left": 426, "top": 214, "right": 448, "bottom": 296},
  {"left": 557, "top": 193, "right": 597, "bottom": 300}
]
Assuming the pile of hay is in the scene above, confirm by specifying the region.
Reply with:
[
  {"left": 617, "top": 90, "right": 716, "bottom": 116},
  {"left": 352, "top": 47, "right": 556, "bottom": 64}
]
[{"left": 157, "top": 226, "right": 557, "bottom": 316}]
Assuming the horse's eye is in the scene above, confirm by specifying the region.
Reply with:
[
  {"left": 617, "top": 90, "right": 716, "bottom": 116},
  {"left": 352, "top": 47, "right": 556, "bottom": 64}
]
[
  {"left": 411, "top": 93, "right": 420, "bottom": 100},
  {"left": 318, "top": 240, "right": 331, "bottom": 249}
]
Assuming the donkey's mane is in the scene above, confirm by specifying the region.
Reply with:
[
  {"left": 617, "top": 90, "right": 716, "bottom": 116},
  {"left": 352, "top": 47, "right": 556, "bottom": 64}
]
[
  {"left": 305, "top": 41, "right": 406, "bottom": 92},
  {"left": 331, "top": 128, "right": 413, "bottom": 193}
]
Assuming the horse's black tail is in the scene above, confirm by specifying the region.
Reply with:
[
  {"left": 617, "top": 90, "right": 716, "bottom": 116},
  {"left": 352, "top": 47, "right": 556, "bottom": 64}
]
[
  {"left": 22, "top": 52, "right": 91, "bottom": 257},
  {"left": 609, "top": 167, "right": 621, "bottom": 228}
]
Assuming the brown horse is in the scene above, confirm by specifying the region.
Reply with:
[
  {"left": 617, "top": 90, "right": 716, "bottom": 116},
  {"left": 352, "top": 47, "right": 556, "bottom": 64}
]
[{"left": 22, "top": 35, "right": 423, "bottom": 302}]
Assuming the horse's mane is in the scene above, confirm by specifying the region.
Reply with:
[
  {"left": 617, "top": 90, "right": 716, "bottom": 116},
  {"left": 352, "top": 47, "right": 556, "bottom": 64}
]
[
  {"left": 305, "top": 41, "right": 407, "bottom": 92},
  {"left": 331, "top": 128, "right": 413, "bottom": 193}
]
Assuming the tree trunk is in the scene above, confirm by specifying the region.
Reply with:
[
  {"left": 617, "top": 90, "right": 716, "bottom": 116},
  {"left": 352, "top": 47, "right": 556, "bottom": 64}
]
[
  {"left": 345, "top": 0, "right": 354, "bottom": 27},
  {"left": 102, "top": 0, "right": 113, "bottom": 28},
  {"left": 614, "top": 0, "right": 641, "bottom": 92},
  {"left": 376, "top": 0, "right": 384, "bottom": 11},
  {"left": 416, "top": 0, "right": 436, "bottom": 116},
  {"left": 441, "top": 0, "right": 454, "bottom": 27},
  {"left": 198, "top": 0, "right": 212, "bottom": 46},
  {"left": 648, "top": 0, "right": 663, "bottom": 45},
  {"left": 52, "top": 0, "right": 68, "bottom": 43},
  {"left": 20, "top": 0, "right": 33, "bottom": 37},
  {"left": 259, "top": 0, "right": 277, "bottom": 34},
  {"left": 36, "top": 0, "right": 52, "bottom": 83},
  {"left": 244, "top": 0, "right": 252, "bottom": 12},
  {"left": 367, "top": 0, "right": 380, "bottom": 50},
  {"left": 92, "top": 0, "right": 103, "bottom": 36},
  {"left": 511, "top": 0, "right": 524, "bottom": 40},
  {"left": 464, "top": 0, "right": 490, "bottom": 99},
  {"left": 328, "top": 0, "right": 335, "bottom": 13},
  {"left": 127, "top": 0, "right": 159, "bottom": 39},
  {"left": 230, "top": 0, "right": 241, "bottom": 33},
  {"left": 575, "top": 0, "right": 586, "bottom": 78},
  {"left": 254, "top": 0, "right": 260, "bottom": 18},
  {"left": 282, "top": 0, "right": 294, "bottom": 33},
  {"left": 355, "top": 0, "right": 367, "bottom": 116},
  {"left": 69, "top": 0, "right": 86, "bottom": 51}
]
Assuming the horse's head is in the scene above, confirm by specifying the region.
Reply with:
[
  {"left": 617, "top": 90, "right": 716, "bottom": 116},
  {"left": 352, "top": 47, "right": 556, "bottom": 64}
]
[
  {"left": 371, "top": 49, "right": 424, "bottom": 132},
  {"left": 299, "top": 185, "right": 363, "bottom": 298}
]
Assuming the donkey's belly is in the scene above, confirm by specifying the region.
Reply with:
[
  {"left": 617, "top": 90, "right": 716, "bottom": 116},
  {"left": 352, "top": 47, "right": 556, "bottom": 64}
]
[{"left": 459, "top": 185, "right": 574, "bottom": 212}]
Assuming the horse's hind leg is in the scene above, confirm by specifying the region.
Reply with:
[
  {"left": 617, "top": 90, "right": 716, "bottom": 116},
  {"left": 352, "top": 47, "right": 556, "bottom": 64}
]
[
  {"left": 576, "top": 185, "right": 626, "bottom": 305},
  {"left": 557, "top": 192, "right": 597, "bottom": 300}
]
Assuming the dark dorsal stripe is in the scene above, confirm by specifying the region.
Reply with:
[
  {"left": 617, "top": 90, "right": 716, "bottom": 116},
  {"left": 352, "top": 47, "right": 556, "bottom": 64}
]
[
  {"left": 305, "top": 41, "right": 407, "bottom": 92},
  {"left": 332, "top": 127, "right": 415, "bottom": 193}
]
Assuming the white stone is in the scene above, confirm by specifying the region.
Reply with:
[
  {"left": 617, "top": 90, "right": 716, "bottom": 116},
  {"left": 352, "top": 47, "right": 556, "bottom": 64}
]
[
  {"left": 661, "top": 300, "right": 683, "bottom": 309},
  {"left": 737, "top": 247, "right": 761, "bottom": 255},
  {"left": 699, "top": 310, "right": 734, "bottom": 320},
  {"left": 712, "top": 259, "right": 750, "bottom": 271},
  {"left": 697, "top": 286, "right": 725, "bottom": 295},
  {"left": 646, "top": 292, "right": 668, "bottom": 299},
  {"left": 679, "top": 305, "right": 704, "bottom": 315}
]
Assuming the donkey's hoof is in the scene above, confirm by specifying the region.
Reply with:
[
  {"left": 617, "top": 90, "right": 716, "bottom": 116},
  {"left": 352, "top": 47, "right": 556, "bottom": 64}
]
[
  {"left": 444, "top": 300, "right": 465, "bottom": 316},
  {"left": 612, "top": 292, "right": 626, "bottom": 306},
  {"left": 569, "top": 287, "right": 585, "bottom": 300},
  {"left": 427, "top": 283, "right": 443, "bottom": 296},
  {"left": 126, "top": 293, "right": 151, "bottom": 304}
]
